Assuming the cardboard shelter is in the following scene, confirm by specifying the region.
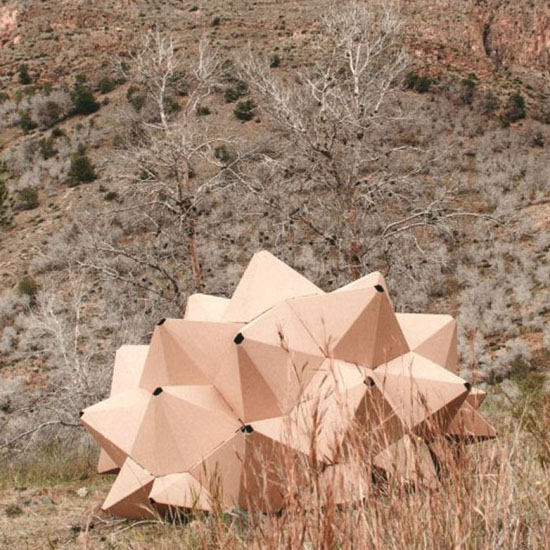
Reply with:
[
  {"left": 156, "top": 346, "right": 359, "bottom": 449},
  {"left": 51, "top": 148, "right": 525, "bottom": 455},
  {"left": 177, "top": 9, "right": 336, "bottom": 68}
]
[{"left": 81, "top": 250, "right": 495, "bottom": 518}]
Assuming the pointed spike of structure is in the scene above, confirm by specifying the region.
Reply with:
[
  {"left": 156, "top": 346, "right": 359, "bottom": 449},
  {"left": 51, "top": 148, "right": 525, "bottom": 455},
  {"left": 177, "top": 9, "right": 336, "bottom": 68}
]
[{"left": 223, "top": 250, "right": 324, "bottom": 323}]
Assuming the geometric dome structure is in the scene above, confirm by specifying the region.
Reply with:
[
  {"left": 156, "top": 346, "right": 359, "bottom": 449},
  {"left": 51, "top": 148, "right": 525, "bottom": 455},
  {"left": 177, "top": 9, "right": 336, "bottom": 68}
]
[{"left": 80, "top": 250, "right": 495, "bottom": 519}]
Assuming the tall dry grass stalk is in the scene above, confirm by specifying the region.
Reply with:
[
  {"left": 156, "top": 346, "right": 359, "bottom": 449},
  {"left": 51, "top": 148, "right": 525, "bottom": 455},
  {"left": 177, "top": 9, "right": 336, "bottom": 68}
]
[
  {"left": 115, "top": 367, "right": 550, "bottom": 550},
  {"left": 119, "top": 425, "right": 548, "bottom": 549}
]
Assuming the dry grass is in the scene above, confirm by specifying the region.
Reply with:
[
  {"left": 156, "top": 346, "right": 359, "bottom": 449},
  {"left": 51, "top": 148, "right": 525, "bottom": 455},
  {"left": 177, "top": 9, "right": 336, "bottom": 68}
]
[
  {"left": 1, "top": 391, "right": 550, "bottom": 549},
  {"left": 132, "top": 417, "right": 550, "bottom": 550}
]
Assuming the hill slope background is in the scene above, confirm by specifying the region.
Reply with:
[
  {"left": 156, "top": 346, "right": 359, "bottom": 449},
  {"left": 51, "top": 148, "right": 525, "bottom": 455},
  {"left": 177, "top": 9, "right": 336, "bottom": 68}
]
[{"left": 0, "top": 1, "right": 549, "bottom": 548}]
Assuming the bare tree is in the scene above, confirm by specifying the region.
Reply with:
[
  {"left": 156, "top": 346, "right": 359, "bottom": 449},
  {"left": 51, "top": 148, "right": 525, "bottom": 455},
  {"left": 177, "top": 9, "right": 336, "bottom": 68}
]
[
  {"left": 77, "top": 32, "right": 243, "bottom": 306},
  {"left": 240, "top": 1, "right": 476, "bottom": 299},
  {"left": 0, "top": 277, "right": 105, "bottom": 454}
]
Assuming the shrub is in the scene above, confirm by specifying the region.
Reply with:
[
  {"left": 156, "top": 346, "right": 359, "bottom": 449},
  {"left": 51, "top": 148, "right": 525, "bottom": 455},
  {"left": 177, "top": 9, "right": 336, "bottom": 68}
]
[
  {"left": 234, "top": 99, "right": 256, "bottom": 121},
  {"left": 163, "top": 96, "right": 181, "bottom": 116},
  {"left": 18, "top": 64, "right": 32, "bottom": 85},
  {"left": 39, "top": 136, "right": 57, "bottom": 160},
  {"left": 36, "top": 100, "right": 63, "bottom": 128},
  {"left": 70, "top": 75, "right": 100, "bottom": 116},
  {"left": 104, "top": 191, "right": 119, "bottom": 201},
  {"left": 210, "top": 16, "right": 221, "bottom": 27},
  {"left": 16, "top": 187, "right": 39, "bottom": 210},
  {"left": 224, "top": 80, "right": 249, "bottom": 103},
  {"left": 126, "top": 85, "right": 146, "bottom": 112},
  {"left": 479, "top": 89, "right": 499, "bottom": 117},
  {"left": 530, "top": 131, "right": 545, "bottom": 148},
  {"left": 97, "top": 75, "right": 116, "bottom": 94},
  {"left": 17, "top": 276, "right": 38, "bottom": 297},
  {"left": 196, "top": 104, "right": 211, "bottom": 116},
  {"left": 18, "top": 110, "right": 37, "bottom": 133},
  {"left": 68, "top": 144, "right": 97, "bottom": 185},
  {"left": 270, "top": 54, "right": 281, "bottom": 68},
  {"left": 404, "top": 71, "right": 432, "bottom": 94},
  {"left": 460, "top": 77, "right": 477, "bottom": 105},
  {"left": 0, "top": 163, "right": 12, "bottom": 228},
  {"left": 214, "top": 144, "right": 232, "bottom": 163},
  {"left": 501, "top": 92, "right": 526, "bottom": 127}
]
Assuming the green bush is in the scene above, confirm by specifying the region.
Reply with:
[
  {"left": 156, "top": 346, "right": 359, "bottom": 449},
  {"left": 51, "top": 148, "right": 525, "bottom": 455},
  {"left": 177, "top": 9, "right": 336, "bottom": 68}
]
[
  {"left": 127, "top": 85, "right": 146, "bottom": 112},
  {"left": 19, "top": 110, "right": 37, "bottom": 133},
  {"left": 234, "top": 99, "right": 256, "bottom": 121},
  {"left": 70, "top": 74, "right": 100, "bottom": 116},
  {"left": 460, "top": 77, "right": 477, "bottom": 105},
  {"left": 18, "top": 64, "right": 32, "bottom": 85},
  {"left": 214, "top": 144, "right": 232, "bottom": 163},
  {"left": 163, "top": 96, "right": 181, "bottom": 116},
  {"left": 37, "top": 100, "right": 63, "bottom": 128},
  {"left": 404, "top": 71, "right": 432, "bottom": 94},
  {"left": 0, "top": 162, "right": 12, "bottom": 228},
  {"left": 51, "top": 127, "right": 65, "bottom": 138},
  {"left": 39, "top": 136, "right": 58, "bottom": 160},
  {"left": 97, "top": 75, "right": 116, "bottom": 94},
  {"left": 270, "top": 54, "right": 281, "bottom": 68},
  {"left": 196, "top": 104, "right": 211, "bottom": 116},
  {"left": 480, "top": 90, "right": 499, "bottom": 117},
  {"left": 104, "top": 191, "right": 119, "bottom": 201},
  {"left": 16, "top": 187, "right": 39, "bottom": 210},
  {"left": 501, "top": 92, "right": 526, "bottom": 127},
  {"left": 224, "top": 80, "right": 248, "bottom": 103},
  {"left": 68, "top": 144, "right": 97, "bottom": 185},
  {"left": 17, "top": 276, "right": 38, "bottom": 297}
]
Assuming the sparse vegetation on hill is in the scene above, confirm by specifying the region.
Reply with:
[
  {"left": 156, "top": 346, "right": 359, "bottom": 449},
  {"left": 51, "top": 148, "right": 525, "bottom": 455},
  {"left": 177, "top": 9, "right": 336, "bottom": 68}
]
[{"left": 0, "top": 0, "right": 549, "bottom": 547}]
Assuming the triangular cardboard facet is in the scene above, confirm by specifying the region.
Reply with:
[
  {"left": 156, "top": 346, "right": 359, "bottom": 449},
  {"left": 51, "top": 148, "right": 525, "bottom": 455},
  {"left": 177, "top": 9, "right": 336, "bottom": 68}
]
[{"left": 223, "top": 251, "right": 324, "bottom": 323}]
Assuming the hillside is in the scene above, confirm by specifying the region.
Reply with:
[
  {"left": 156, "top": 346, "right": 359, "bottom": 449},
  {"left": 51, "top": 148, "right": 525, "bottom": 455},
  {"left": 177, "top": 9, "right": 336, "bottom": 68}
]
[{"left": 0, "top": 1, "right": 549, "bottom": 548}]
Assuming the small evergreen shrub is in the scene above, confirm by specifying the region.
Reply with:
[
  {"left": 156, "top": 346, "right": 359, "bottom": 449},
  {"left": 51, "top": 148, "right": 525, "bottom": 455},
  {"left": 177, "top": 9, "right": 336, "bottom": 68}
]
[
  {"left": 270, "top": 54, "right": 281, "bottom": 68},
  {"left": 501, "top": 92, "right": 526, "bottom": 127},
  {"left": 234, "top": 99, "right": 256, "bottom": 121},
  {"left": 460, "top": 77, "right": 477, "bottom": 105},
  {"left": 0, "top": 163, "right": 12, "bottom": 228},
  {"left": 68, "top": 144, "right": 97, "bottom": 185},
  {"left": 97, "top": 75, "right": 116, "bottom": 94},
  {"left": 196, "top": 105, "right": 211, "bottom": 116},
  {"left": 19, "top": 110, "right": 37, "bottom": 133},
  {"left": 214, "top": 144, "right": 232, "bottom": 163},
  {"left": 104, "top": 191, "right": 119, "bottom": 201},
  {"left": 37, "top": 100, "right": 63, "bottom": 128},
  {"left": 404, "top": 71, "right": 432, "bottom": 94},
  {"left": 70, "top": 75, "right": 100, "bottom": 116},
  {"left": 39, "top": 136, "right": 57, "bottom": 160},
  {"left": 224, "top": 80, "right": 248, "bottom": 103},
  {"left": 16, "top": 187, "right": 39, "bottom": 210},
  {"left": 480, "top": 90, "right": 499, "bottom": 117},
  {"left": 51, "top": 127, "right": 65, "bottom": 138},
  {"left": 126, "top": 85, "right": 146, "bottom": 112},
  {"left": 18, "top": 64, "right": 32, "bottom": 85},
  {"left": 163, "top": 96, "right": 181, "bottom": 116},
  {"left": 17, "top": 276, "right": 38, "bottom": 297}
]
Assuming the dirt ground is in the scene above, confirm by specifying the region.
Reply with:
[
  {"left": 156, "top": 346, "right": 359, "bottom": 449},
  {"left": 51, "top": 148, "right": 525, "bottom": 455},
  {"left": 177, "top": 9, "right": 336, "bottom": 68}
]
[{"left": 0, "top": 478, "right": 136, "bottom": 550}]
